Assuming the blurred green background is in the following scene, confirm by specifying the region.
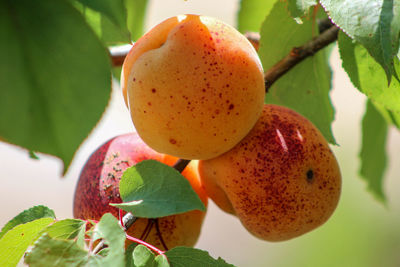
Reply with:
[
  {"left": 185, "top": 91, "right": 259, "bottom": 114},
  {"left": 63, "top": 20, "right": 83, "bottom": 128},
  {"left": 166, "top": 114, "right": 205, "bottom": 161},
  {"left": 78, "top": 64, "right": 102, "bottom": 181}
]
[{"left": 0, "top": 1, "right": 399, "bottom": 266}]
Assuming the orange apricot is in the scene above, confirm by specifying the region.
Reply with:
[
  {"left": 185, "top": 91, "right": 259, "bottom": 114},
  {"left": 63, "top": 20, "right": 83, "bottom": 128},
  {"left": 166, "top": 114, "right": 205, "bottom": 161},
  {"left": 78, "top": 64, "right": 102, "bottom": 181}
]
[
  {"left": 121, "top": 14, "right": 265, "bottom": 160},
  {"left": 73, "top": 133, "right": 207, "bottom": 249},
  {"left": 198, "top": 104, "right": 341, "bottom": 241}
]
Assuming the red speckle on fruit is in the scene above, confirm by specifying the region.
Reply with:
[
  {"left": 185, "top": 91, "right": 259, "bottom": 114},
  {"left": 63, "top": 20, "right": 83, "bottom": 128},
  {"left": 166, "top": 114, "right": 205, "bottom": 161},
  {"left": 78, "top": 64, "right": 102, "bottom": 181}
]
[{"left": 169, "top": 138, "right": 177, "bottom": 144}]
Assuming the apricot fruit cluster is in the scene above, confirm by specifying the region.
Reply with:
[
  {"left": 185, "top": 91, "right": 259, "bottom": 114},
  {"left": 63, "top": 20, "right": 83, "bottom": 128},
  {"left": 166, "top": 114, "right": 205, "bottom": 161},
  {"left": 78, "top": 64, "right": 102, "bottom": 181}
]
[
  {"left": 120, "top": 14, "right": 341, "bottom": 242},
  {"left": 122, "top": 14, "right": 265, "bottom": 160},
  {"left": 76, "top": 14, "right": 342, "bottom": 248},
  {"left": 73, "top": 133, "right": 208, "bottom": 250}
]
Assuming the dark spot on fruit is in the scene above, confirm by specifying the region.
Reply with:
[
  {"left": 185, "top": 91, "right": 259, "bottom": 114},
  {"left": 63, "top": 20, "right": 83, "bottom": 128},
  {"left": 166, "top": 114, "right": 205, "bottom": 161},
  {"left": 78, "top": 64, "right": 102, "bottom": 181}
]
[
  {"left": 229, "top": 104, "right": 234, "bottom": 110},
  {"left": 151, "top": 88, "right": 156, "bottom": 93},
  {"left": 306, "top": 169, "right": 314, "bottom": 183},
  {"left": 169, "top": 138, "right": 177, "bottom": 144}
]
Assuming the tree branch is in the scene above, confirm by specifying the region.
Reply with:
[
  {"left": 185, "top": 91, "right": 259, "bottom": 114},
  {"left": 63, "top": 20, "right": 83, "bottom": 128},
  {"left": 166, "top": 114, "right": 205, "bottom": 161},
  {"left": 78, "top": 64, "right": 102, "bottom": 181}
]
[
  {"left": 264, "top": 24, "right": 339, "bottom": 90},
  {"left": 109, "top": 44, "right": 132, "bottom": 67}
]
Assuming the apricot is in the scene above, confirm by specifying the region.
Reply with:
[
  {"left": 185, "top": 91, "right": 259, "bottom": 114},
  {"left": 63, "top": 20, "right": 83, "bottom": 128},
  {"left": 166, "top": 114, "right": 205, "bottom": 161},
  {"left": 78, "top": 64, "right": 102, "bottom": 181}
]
[
  {"left": 121, "top": 14, "right": 265, "bottom": 160},
  {"left": 73, "top": 133, "right": 207, "bottom": 250},
  {"left": 198, "top": 104, "right": 341, "bottom": 241}
]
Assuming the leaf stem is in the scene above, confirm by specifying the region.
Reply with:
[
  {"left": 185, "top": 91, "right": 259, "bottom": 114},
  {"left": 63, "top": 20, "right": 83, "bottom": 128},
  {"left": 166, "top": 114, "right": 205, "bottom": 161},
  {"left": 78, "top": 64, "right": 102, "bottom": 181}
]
[{"left": 126, "top": 233, "right": 165, "bottom": 255}]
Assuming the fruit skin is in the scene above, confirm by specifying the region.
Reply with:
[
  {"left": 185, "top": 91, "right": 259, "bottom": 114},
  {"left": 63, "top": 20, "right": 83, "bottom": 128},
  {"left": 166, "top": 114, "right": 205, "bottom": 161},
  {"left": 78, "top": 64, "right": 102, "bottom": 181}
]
[
  {"left": 198, "top": 104, "right": 341, "bottom": 241},
  {"left": 122, "top": 14, "right": 265, "bottom": 160},
  {"left": 73, "top": 133, "right": 207, "bottom": 249}
]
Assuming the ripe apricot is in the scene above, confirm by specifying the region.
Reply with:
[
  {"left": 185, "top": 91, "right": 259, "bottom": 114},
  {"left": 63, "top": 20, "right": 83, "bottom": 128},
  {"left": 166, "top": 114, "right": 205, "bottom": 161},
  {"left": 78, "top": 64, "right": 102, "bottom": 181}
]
[
  {"left": 73, "top": 133, "right": 207, "bottom": 250},
  {"left": 121, "top": 14, "right": 265, "bottom": 160},
  {"left": 198, "top": 104, "right": 341, "bottom": 241}
]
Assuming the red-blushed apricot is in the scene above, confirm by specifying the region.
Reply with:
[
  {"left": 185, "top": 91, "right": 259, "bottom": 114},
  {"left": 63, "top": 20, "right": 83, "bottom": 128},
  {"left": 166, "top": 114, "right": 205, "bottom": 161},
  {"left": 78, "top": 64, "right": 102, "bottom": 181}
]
[
  {"left": 121, "top": 14, "right": 265, "bottom": 160},
  {"left": 73, "top": 132, "right": 207, "bottom": 250},
  {"left": 198, "top": 104, "right": 341, "bottom": 241}
]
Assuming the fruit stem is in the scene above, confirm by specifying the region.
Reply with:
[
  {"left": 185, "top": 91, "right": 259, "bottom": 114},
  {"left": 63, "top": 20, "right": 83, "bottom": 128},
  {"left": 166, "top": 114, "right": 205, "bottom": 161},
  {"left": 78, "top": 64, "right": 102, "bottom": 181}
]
[
  {"left": 139, "top": 219, "right": 154, "bottom": 241},
  {"left": 172, "top": 159, "right": 191, "bottom": 173},
  {"left": 154, "top": 219, "right": 169, "bottom": 251},
  {"left": 122, "top": 211, "right": 137, "bottom": 230}
]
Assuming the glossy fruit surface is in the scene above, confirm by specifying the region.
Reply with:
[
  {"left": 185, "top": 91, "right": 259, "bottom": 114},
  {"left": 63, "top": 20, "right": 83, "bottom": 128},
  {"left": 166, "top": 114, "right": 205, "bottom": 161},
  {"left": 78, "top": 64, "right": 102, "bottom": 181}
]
[
  {"left": 73, "top": 133, "right": 207, "bottom": 249},
  {"left": 199, "top": 104, "right": 341, "bottom": 241},
  {"left": 121, "top": 14, "right": 265, "bottom": 160}
]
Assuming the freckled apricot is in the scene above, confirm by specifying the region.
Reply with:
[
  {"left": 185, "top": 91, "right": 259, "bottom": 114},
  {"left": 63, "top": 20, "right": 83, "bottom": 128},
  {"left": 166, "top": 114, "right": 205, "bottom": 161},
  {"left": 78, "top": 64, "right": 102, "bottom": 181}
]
[
  {"left": 73, "top": 133, "right": 208, "bottom": 249},
  {"left": 121, "top": 14, "right": 265, "bottom": 160},
  {"left": 198, "top": 104, "right": 341, "bottom": 241}
]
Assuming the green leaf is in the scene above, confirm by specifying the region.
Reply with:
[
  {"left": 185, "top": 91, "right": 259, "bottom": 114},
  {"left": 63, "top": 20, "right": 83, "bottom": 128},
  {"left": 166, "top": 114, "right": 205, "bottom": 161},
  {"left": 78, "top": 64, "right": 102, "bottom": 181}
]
[
  {"left": 126, "top": 243, "right": 138, "bottom": 266},
  {"left": 100, "top": 15, "right": 131, "bottom": 44},
  {"left": 91, "top": 214, "right": 126, "bottom": 267},
  {"left": 126, "top": 0, "right": 149, "bottom": 41},
  {"left": 133, "top": 245, "right": 154, "bottom": 267},
  {"left": 0, "top": 218, "right": 55, "bottom": 267},
  {"left": 24, "top": 234, "right": 91, "bottom": 267},
  {"left": 286, "top": 0, "right": 317, "bottom": 19},
  {"left": 76, "top": 0, "right": 128, "bottom": 31},
  {"left": 0, "top": 205, "right": 55, "bottom": 239},
  {"left": 98, "top": 248, "right": 110, "bottom": 257},
  {"left": 338, "top": 31, "right": 400, "bottom": 116},
  {"left": 320, "top": 0, "right": 400, "bottom": 82},
  {"left": 25, "top": 214, "right": 125, "bottom": 267},
  {"left": 165, "top": 247, "right": 235, "bottom": 267},
  {"left": 359, "top": 100, "right": 388, "bottom": 202},
  {"left": 0, "top": 0, "right": 112, "bottom": 174},
  {"left": 259, "top": 1, "right": 336, "bottom": 144},
  {"left": 29, "top": 150, "right": 40, "bottom": 160},
  {"left": 74, "top": 2, "right": 131, "bottom": 45},
  {"left": 154, "top": 255, "right": 169, "bottom": 267},
  {"left": 374, "top": 102, "right": 400, "bottom": 128},
  {"left": 237, "top": 0, "right": 276, "bottom": 33},
  {"left": 44, "top": 219, "right": 86, "bottom": 240},
  {"left": 112, "top": 160, "right": 205, "bottom": 218},
  {"left": 75, "top": 3, "right": 102, "bottom": 37},
  {"left": 113, "top": 66, "right": 123, "bottom": 80},
  {"left": 130, "top": 245, "right": 169, "bottom": 267}
]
